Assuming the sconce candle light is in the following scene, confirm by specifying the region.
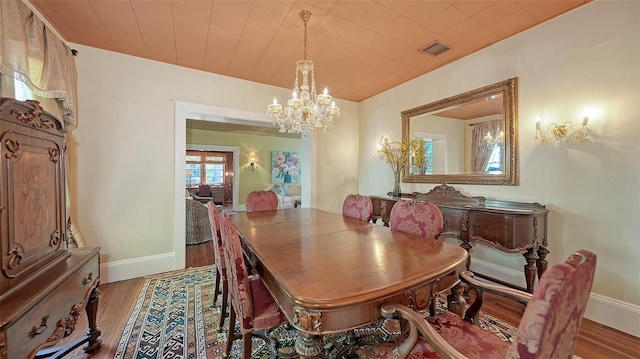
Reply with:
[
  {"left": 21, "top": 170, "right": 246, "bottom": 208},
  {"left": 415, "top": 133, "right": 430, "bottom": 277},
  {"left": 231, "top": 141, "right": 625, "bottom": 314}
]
[
  {"left": 250, "top": 153, "right": 256, "bottom": 171},
  {"left": 535, "top": 115, "right": 590, "bottom": 144}
]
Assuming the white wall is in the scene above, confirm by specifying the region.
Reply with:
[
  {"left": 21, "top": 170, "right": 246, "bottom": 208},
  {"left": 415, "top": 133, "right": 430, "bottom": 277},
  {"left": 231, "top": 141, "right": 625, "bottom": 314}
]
[
  {"left": 360, "top": 1, "right": 639, "bottom": 335},
  {"left": 71, "top": 45, "right": 359, "bottom": 281}
]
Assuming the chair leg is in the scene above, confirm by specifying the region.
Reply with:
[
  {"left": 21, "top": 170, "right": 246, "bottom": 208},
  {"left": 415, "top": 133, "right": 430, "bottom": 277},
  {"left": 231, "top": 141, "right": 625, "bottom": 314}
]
[
  {"left": 253, "top": 330, "right": 280, "bottom": 359},
  {"left": 218, "top": 279, "right": 228, "bottom": 332},
  {"left": 223, "top": 306, "right": 236, "bottom": 358},
  {"left": 243, "top": 333, "right": 252, "bottom": 359},
  {"left": 213, "top": 269, "right": 221, "bottom": 303}
]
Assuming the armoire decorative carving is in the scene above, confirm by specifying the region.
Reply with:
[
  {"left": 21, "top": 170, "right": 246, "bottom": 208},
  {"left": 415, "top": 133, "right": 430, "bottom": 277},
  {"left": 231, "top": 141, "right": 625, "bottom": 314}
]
[{"left": 0, "top": 98, "right": 101, "bottom": 358}]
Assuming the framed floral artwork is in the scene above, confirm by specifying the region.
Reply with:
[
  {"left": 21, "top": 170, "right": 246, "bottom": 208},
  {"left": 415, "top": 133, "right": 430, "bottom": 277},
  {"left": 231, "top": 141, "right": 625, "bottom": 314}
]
[{"left": 271, "top": 151, "right": 300, "bottom": 184}]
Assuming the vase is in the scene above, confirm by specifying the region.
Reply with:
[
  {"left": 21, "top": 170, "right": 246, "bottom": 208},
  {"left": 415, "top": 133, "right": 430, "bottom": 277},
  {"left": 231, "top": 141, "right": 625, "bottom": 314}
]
[
  {"left": 391, "top": 171, "right": 401, "bottom": 197},
  {"left": 284, "top": 173, "right": 292, "bottom": 183}
]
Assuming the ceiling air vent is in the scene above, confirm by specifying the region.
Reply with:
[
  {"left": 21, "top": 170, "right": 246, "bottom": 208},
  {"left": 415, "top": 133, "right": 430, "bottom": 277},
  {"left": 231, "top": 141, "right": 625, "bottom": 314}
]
[{"left": 419, "top": 41, "right": 450, "bottom": 56}]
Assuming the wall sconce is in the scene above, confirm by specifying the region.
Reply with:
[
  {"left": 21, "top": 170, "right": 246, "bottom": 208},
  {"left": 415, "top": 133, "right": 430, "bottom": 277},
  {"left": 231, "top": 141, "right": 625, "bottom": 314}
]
[
  {"left": 250, "top": 153, "right": 256, "bottom": 171},
  {"left": 535, "top": 115, "right": 590, "bottom": 144}
]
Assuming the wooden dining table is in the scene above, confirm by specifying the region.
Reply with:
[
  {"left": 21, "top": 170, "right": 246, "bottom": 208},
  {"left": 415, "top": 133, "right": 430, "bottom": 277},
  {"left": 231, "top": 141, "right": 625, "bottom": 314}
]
[{"left": 230, "top": 208, "right": 468, "bottom": 358}]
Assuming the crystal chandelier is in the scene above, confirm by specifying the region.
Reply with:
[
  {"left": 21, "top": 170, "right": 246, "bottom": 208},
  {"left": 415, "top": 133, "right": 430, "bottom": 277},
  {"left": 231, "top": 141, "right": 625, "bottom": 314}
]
[
  {"left": 484, "top": 130, "right": 504, "bottom": 145},
  {"left": 267, "top": 10, "right": 340, "bottom": 136}
]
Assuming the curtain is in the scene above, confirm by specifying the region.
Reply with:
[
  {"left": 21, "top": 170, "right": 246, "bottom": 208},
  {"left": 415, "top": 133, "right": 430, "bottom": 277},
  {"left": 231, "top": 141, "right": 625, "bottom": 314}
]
[
  {"left": 1, "top": 0, "right": 85, "bottom": 247},
  {"left": 472, "top": 120, "right": 500, "bottom": 173},
  {"left": 0, "top": 0, "right": 78, "bottom": 128}
]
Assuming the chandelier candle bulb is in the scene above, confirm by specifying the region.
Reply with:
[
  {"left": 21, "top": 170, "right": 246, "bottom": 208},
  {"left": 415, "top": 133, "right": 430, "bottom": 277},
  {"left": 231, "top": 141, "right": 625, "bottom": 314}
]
[
  {"left": 582, "top": 116, "right": 589, "bottom": 126},
  {"left": 268, "top": 98, "right": 282, "bottom": 114}
]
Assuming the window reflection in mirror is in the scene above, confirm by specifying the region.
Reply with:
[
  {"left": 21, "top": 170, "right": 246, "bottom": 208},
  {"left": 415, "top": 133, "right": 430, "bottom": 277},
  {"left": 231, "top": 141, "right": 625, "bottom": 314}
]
[{"left": 402, "top": 78, "right": 518, "bottom": 185}]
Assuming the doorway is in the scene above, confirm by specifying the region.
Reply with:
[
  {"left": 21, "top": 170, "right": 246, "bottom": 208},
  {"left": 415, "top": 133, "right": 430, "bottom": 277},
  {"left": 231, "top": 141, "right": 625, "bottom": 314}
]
[{"left": 174, "top": 100, "right": 310, "bottom": 270}]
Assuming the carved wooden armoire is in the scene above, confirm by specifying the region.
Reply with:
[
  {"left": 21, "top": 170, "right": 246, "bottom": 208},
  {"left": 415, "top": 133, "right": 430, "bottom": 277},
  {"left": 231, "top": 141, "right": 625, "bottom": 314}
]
[{"left": 0, "top": 98, "right": 101, "bottom": 358}]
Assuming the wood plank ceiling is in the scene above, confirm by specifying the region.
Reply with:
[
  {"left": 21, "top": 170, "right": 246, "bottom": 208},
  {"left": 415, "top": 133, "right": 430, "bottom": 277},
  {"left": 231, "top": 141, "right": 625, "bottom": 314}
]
[{"left": 29, "top": 0, "right": 591, "bottom": 103}]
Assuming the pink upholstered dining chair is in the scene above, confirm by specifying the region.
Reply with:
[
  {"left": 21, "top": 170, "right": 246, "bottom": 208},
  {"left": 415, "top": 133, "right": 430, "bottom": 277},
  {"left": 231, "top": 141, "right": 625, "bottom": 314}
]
[
  {"left": 219, "top": 215, "right": 287, "bottom": 359},
  {"left": 368, "top": 250, "right": 597, "bottom": 359},
  {"left": 245, "top": 190, "right": 278, "bottom": 212},
  {"left": 342, "top": 194, "right": 374, "bottom": 222},
  {"left": 389, "top": 200, "right": 444, "bottom": 239},
  {"left": 206, "top": 202, "right": 228, "bottom": 332}
]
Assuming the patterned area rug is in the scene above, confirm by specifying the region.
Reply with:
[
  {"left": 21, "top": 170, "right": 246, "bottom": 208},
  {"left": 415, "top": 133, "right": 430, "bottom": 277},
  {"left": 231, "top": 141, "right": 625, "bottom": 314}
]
[{"left": 113, "top": 266, "right": 558, "bottom": 358}]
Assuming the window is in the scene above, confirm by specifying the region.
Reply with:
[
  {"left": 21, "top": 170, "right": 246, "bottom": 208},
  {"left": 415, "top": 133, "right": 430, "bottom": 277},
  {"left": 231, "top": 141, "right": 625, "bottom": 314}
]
[
  {"left": 485, "top": 144, "right": 503, "bottom": 174},
  {"left": 410, "top": 139, "right": 434, "bottom": 175},
  {"left": 14, "top": 77, "right": 33, "bottom": 101},
  {"left": 425, "top": 140, "right": 433, "bottom": 174},
  {"left": 186, "top": 151, "right": 226, "bottom": 185}
]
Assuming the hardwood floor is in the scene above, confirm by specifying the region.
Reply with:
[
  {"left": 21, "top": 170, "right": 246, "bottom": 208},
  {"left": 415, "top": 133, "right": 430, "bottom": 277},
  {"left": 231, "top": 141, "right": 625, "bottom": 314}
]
[{"left": 60, "top": 242, "right": 639, "bottom": 359}]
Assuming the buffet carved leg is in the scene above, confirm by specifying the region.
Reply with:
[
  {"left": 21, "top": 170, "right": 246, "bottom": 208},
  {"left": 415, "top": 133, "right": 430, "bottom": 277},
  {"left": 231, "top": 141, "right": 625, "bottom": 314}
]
[
  {"left": 536, "top": 246, "right": 549, "bottom": 279},
  {"left": 295, "top": 332, "right": 324, "bottom": 359},
  {"left": 381, "top": 201, "right": 390, "bottom": 227},
  {"left": 523, "top": 248, "right": 538, "bottom": 293},
  {"left": 83, "top": 285, "right": 102, "bottom": 353}
]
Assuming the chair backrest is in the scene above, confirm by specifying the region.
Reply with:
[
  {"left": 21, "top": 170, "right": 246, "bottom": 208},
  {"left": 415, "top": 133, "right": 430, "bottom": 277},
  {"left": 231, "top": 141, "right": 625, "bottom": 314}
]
[
  {"left": 197, "top": 184, "right": 212, "bottom": 197},
  {"left": 342, "top": 194, "right": 373, "bottom": 222},
  {"left": 507, "top": 249, "right": 597, "bottom": 359},
  {"left": 389, "top": 200, "right": 443, "bottom": 239},
  {"left": 185, "top": 199, "right": 213, "bottom": 244},
  {"left": 219, "top": 215, "right": 255, "bottom": 331},
  {"left": 206, "top": 202, "right": 226, "bottom": 279},
  {"left": 246, "top": 190, "right": 278, "bottom": 212}
]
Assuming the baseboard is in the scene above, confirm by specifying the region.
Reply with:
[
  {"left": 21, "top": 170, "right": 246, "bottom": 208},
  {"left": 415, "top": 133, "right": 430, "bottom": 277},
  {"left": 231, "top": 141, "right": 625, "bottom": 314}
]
[
  {"left": 584, "top": 292, "right": 640, "bottom": 337},
  {"left": 100, "top": 252, "right": 175, "bottom": 284},
  {"left": 469, "top": 258, "right": 528, "bottom": 289},
  {"left": 470, "top": 259, "right": 640, "bottom": 337}
]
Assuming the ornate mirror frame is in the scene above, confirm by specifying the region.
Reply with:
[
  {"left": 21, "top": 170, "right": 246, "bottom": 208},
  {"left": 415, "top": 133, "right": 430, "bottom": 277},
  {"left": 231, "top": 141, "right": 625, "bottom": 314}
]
[{"left": 401, "top": 77, "right": 519, "bottom": 185}]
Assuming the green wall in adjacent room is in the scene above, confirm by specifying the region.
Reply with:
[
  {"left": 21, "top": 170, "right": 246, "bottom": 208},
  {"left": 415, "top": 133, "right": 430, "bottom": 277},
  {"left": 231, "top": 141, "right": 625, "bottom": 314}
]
[{"left": 186, "top": 128, "right": 301, "bottom": 204}]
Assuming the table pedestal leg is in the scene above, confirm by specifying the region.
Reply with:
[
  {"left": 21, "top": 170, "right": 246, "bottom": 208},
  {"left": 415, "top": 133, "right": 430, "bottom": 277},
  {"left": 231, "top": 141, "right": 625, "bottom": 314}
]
[
  {"left": 447, "top": 283, "right": 467, "bottom": 317},
  {"left": 295, "top": 332, "right": 324, "bottom": 359}
]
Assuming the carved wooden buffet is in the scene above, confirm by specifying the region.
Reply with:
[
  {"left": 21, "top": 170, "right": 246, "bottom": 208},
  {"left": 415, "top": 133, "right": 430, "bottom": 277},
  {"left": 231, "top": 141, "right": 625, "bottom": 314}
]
[
  {"left": 370, "top": 184, "right": 549, "bottom": 292},
  {"left": 0, "top": 98, "right": 101, "bottom": 358}
]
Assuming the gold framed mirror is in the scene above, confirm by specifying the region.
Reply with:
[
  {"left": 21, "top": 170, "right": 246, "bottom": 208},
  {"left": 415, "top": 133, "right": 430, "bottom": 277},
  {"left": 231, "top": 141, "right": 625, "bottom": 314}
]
[{"left": 402, "top": 77, "right": 518, "bottom": 185}]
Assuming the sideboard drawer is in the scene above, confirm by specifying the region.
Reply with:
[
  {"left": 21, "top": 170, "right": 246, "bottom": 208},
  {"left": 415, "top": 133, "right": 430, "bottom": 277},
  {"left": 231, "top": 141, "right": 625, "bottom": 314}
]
[
  {"left": 4, "top": 252, "right": 99, "bottom": 358},
  {"left": 469, "top": 212, "right": 536, "bottom": 251}
]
